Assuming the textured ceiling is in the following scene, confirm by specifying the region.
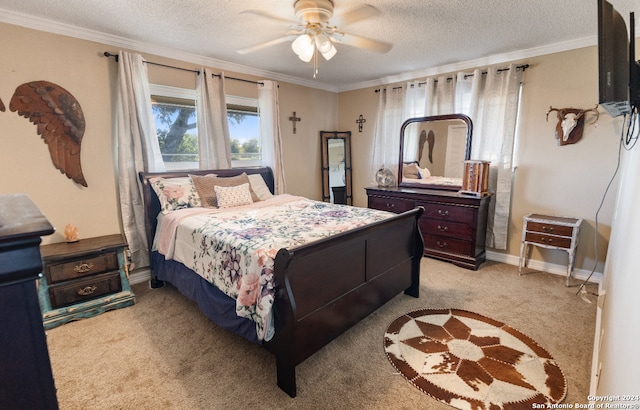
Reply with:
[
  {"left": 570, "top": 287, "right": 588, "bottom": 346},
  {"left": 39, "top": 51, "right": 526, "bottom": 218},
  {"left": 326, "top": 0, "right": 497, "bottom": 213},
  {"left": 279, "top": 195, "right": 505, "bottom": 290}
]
[{"left": 0, "top": 0, "right": 638, "bottom": 91}]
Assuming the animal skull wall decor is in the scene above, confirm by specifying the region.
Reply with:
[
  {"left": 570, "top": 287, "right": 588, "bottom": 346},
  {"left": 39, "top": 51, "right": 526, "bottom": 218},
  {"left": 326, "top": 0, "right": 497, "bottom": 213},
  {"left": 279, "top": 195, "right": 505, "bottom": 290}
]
[{"left": 546, "top": 105, "right": 599, "bottom": 146}]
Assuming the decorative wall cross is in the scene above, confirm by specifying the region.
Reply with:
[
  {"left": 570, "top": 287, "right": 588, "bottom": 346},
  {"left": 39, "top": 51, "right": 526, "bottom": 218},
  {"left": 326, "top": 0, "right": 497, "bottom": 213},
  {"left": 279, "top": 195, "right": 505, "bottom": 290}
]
[
  {"left": 356, "top": 114, "right": 366, "bottom": 132},
  {"left": 289, "top": 111, "right": 301, "bottom": 134}
]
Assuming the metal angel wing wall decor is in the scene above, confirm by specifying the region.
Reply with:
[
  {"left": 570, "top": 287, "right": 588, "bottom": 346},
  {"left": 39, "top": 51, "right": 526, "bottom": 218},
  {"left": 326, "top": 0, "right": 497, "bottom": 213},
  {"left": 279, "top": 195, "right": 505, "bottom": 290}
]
[{"left": 9, "top": 81, "right": 87, "bottom": 187}]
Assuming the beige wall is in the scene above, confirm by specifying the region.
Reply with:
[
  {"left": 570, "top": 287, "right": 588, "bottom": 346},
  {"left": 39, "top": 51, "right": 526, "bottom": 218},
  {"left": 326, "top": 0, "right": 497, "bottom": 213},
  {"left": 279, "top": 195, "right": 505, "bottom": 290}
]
[
  {"left": 0, "top": 22, "right": 336, "bottom": 245},
  {"left": 338, "top": 47, "right": 623, "bottom": 273}
]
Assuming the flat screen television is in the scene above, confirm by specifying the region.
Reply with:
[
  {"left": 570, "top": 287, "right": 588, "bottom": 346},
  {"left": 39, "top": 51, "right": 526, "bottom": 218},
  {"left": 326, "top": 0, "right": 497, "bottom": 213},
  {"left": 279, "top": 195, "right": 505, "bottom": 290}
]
[{"left": 598, "top": 0, "right": 639, "bottom": 117}]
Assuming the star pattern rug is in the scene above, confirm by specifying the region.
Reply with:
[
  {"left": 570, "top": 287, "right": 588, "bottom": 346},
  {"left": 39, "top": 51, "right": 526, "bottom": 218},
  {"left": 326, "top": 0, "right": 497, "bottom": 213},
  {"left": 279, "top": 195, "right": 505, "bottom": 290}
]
[{"left": 384, "top": 308, "right": 567, "bottom": 409}]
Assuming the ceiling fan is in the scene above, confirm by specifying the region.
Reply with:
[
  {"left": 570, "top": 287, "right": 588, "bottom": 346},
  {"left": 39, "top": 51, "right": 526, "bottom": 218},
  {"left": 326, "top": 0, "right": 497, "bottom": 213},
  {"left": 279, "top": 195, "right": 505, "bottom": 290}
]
[{"left": 237, "top": 0, "right": 392, "bottom": 76}]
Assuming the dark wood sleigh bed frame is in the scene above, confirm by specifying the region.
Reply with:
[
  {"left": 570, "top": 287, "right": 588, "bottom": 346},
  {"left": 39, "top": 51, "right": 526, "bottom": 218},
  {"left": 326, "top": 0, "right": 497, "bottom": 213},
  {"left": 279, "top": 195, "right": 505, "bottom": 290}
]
[{"left": 139, "top": 167, "right": 424, "bottom": 397}]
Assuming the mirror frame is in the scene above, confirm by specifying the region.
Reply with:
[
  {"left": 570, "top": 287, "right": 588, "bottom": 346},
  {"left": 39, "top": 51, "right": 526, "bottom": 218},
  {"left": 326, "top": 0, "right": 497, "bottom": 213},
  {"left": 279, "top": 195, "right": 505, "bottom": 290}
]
[
  {"left": 320, "top": 131, "right": 352, "bottom": 205},
  {"left": 398, "top": 114, "right": 473, "bottom": 191}
]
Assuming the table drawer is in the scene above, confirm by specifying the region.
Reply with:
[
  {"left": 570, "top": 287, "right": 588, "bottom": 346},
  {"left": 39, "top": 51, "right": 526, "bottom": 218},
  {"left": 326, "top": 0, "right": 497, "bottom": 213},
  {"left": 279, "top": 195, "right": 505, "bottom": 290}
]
[
  {"left": 48, "top": 271, "right": 122, "bottom": 309},
  {"left": 421, "top": 203, "right": 475, "bottom": 224},
  {"left": 419, "top": 218, "right": 473, "bottom": 239},
  {"left": 423, "top": 234, "right": 474, "bottom": 256},
  {"left": 526, "top": 221, "right": 574, "bottom": 237},
  {"left": 46, "top": 252, "right": 119, "bottom": 284},
  {"left": 525, "top": 232, "right": 572, "bottom": 249},
  {"left": 368, "top": 195, "right": 415, "bottom": 214}
]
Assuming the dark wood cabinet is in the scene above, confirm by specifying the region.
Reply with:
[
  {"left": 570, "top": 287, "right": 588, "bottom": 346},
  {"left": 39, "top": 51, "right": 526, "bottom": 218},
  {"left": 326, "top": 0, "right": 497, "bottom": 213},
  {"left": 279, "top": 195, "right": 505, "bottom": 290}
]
[
  {"left": 38, "top": 234, "right": 135, "bottom": 329},
  {"left": 0, "top": 194, "right": 58, "bottom": 409},
  {"left": 366, "top": 187, "right": 490, "bottom": 270}
]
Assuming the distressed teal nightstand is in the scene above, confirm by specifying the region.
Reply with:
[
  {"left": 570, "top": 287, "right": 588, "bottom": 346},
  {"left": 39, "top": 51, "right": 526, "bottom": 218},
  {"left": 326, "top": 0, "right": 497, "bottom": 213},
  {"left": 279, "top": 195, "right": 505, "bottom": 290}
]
[{"left": 38, "top": 234, "right": 135, "bottom": 329}]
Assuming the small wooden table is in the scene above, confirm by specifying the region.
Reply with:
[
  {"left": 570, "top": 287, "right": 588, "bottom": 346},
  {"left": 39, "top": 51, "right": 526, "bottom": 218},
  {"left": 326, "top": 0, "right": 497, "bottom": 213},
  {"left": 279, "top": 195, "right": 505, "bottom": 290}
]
[{"left": 519, "top": 213, "right": 582, "bottom": 286}]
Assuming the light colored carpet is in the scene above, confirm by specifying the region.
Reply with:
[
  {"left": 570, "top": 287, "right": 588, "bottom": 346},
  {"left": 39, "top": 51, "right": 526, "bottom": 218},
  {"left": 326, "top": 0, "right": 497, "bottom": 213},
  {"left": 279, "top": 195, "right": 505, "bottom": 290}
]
[{"left": 45, "top": 258, "right": 598, "bottom": 409}]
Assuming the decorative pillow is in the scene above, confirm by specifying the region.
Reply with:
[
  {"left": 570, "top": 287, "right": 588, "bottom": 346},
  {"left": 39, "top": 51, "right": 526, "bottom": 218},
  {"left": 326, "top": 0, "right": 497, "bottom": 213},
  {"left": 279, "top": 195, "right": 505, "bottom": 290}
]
[
  {"left": 403, "top": 163, "right": 421, "bottom": 179},
  {"left": 419, "top": 167, "right": 431, "bottom": 178},
  {"left": 214, "top": 183, "right": 253, "bottom": 208},
  {"left": 248, "top": 174, "right": 274, "bottom": 200},
  {"left": 149, "top": 177, "right": 201, "bottom": 213},
  {"left": 190, "top": 173, "right": 259, "bottom": 207}
]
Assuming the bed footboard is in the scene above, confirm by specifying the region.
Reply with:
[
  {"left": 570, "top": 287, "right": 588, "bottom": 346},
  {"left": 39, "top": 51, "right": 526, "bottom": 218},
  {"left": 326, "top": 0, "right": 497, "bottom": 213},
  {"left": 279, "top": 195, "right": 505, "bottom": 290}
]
[{"left": 265, "top": 206, "right": 423, "bottom": 397}]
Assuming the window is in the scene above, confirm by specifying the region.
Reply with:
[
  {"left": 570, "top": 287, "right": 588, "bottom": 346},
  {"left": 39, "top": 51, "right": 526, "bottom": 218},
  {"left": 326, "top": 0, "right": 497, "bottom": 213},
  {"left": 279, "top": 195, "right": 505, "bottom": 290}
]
[{"left": 150, "top": 85, "right": 260, "bottom": 170}]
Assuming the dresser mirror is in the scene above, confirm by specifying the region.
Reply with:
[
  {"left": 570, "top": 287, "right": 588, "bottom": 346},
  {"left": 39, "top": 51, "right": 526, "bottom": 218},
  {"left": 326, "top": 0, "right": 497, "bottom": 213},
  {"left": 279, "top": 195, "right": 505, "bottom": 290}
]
[
  {"left": 321, "top": 131, "right": 352, "bottom": 205},
  {"left": 398, "top": 114, "right": 472, "bottom": 191}
]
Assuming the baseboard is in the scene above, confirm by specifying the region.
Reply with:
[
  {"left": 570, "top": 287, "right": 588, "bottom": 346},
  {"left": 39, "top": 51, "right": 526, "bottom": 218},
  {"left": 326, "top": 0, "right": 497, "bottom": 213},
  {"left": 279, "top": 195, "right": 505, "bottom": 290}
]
[
  {"left": 486, "top": 250, "right": 602, "bottom": 284},
  {"left": 129, "top": 268, "right": 151, "bottom": 286}
]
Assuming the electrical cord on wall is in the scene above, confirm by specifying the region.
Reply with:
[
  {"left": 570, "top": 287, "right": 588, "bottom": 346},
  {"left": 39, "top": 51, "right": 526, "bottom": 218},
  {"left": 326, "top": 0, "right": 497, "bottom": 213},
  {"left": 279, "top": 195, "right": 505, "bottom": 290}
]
[
  {"left": 576, "top": 112, "right": 631, "bottom": 300},
  {"left": 623, "top": 107, "right": 639, "bottom": 149}
]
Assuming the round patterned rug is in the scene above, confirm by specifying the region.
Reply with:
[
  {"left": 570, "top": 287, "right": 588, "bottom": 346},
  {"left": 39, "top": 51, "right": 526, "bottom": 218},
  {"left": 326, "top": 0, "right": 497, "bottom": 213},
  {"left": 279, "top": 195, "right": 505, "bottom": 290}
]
[{"left": 384, "top": 309, "right": 567, "bottom": 409}]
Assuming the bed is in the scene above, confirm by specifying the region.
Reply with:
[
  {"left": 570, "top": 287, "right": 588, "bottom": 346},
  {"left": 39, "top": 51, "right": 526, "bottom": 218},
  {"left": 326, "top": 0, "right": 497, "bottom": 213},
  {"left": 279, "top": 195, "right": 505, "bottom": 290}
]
[{"left": 139, "top": 166, "right": 424, "bottom": 397}]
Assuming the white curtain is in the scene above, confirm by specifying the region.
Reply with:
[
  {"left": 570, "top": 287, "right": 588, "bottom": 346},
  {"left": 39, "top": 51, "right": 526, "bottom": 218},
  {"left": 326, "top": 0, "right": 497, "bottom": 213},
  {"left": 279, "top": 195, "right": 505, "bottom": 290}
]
[
  {"left": 116, "top": 51, "right": 165, "bottom": 269},
  {"left": 258, "top": 80, "right": 287, "bottom": 194},
  {"left": 196, "top": 69, "right": 232, "bottom": 169},
  {"left": 464, "top": 64, "right": 524, "bottom": 249},
  {"left": 403, "top": 81, "right": 428, "bottom": 162},
  {"left": 371, "top": 86, "right": 406, "bottom": 184}
]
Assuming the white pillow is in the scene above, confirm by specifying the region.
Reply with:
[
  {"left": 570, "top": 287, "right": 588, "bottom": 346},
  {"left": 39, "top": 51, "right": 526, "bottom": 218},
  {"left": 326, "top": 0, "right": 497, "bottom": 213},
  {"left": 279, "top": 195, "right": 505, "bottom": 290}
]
[
  {"left": 248, "top": 174, "right": 274, "bottom": 200},
  {"left": 149, "top": 177, "right": 201, "bottom": 213},
  {"left": 214, "top": 183, "right": 254, "bottom": 208},
  {"left": 419, "top": 167, "right": 432, "bottom": 178}
]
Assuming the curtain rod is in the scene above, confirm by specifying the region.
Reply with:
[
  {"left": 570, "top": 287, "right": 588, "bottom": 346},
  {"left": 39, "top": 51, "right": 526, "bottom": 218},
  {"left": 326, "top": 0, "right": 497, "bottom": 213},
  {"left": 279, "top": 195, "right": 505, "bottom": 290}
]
[
  {"left": 103, "top": 52, "right": 263, "bottom": 85},
  {"left": 375, "top": 63, "right": 530, "bottom": 93}
]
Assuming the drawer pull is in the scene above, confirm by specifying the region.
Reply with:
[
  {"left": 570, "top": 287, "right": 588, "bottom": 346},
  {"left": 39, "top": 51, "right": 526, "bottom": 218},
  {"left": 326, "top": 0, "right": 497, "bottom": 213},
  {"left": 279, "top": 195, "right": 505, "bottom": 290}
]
[
  {"left": 436, "top": 240, "right": 448, "bottom": 248},
  {"left": 386, "top": 203, "right": 395, "bottom": 209},
  {"left": 437, "top": 209, "right": 449, "bottom": 216},
  {"left": 541, "top": 226, "right": 554, "bottom": 233},
  {"left": 74, "top": 262, "right": 95, "bottom": 274},
  {"left": 77, "top": 285, "right": 98, "bottom": 296},
  {"left": 437, "top": 225, "right": 448, "bottom": 232}
]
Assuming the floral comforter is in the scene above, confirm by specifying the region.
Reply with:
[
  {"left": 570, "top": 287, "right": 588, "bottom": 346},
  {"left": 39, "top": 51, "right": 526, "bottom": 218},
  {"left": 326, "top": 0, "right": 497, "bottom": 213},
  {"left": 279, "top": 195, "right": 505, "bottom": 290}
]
[{"left": 155, "top": 194, "right": 394, "bottom": 341}]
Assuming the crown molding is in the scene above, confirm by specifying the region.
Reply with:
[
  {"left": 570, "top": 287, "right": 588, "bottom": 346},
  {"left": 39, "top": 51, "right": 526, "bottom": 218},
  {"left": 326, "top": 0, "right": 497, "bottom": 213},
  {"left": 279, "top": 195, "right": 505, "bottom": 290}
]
[
  {"left": 337, "top": 36, "right": 597, "bottom": 92},
  {"left": 1, "top": 7, "right": 596, "bottom": 94}
]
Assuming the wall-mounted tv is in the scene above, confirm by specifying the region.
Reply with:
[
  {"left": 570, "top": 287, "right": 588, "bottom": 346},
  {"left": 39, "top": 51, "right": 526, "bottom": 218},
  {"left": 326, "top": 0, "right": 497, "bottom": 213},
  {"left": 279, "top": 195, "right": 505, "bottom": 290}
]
[{"left": 598, "top": 0, "right": 639, "bottom": 117}]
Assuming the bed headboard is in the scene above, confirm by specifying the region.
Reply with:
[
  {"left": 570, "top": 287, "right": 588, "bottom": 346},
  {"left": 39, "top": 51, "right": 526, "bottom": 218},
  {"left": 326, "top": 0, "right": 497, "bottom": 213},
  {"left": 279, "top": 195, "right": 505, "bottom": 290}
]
[{"left": 138, "top": 167, "right": 275, "bottom": 255}]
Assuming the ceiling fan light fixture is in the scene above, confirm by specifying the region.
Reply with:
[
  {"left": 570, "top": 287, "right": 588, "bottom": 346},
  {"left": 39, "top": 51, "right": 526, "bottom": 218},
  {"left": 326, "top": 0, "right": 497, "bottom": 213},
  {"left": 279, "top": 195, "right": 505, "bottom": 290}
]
[
  {"left": 320, "top": 43, "right": 337, "bottom": 61},
  {"left": 292, "top": 34, "right": 315, "bottom": 62},
  {"left": 314, "top": 33, "right": 332, "bottom": 53}
]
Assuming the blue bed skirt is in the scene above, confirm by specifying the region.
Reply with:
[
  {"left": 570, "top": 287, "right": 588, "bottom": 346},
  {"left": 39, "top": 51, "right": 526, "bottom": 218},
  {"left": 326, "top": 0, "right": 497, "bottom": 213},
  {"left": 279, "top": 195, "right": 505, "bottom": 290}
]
[{"left": 151, "top": 251, "right": 261, "bottom": 344}]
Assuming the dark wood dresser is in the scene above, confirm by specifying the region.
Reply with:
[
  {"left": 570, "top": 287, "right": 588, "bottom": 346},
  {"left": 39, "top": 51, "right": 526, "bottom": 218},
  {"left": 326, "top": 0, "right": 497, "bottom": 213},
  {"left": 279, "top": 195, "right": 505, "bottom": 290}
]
[
  {"left": 366, "top": 187, "right": 491, "bottom": 270},
  {"left": 38, "top": 234, "right": 135, "bottom": 329},
  {"left": 0, "top": 194, "right": 58, "bottom": 409}
]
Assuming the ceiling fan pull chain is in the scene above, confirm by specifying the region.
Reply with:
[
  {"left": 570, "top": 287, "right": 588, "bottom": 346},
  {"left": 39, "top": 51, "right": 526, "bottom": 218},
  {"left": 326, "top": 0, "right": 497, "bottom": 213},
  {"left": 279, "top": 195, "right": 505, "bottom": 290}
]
[{"left": 313, "top": 48, "right": 319, "bottom": 79}]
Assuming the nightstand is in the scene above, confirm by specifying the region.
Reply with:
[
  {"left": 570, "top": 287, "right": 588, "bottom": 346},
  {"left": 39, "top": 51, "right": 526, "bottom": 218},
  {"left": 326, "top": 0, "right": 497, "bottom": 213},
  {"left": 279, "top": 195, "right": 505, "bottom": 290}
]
[
  {"left": 38, "top": 234, "right": 135, "bottom": 329},
  {"left": 519, "top": 213, "right": 582, "bottom": 286}
]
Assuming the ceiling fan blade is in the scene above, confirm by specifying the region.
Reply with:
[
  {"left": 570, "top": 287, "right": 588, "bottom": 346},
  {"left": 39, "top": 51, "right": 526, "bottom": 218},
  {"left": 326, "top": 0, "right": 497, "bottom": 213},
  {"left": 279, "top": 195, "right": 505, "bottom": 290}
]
[
  {"left": 334, "top": 32, "right": 392, "bottom": 53},
  {"left": 240, "top": 9, "right": 295, "bottom": 25},
  {"left": 334, "top": 4, "right": 380, "bottom": 26},
  {"left": 237, "top": 35, "right": 296, "bottom": 54}
]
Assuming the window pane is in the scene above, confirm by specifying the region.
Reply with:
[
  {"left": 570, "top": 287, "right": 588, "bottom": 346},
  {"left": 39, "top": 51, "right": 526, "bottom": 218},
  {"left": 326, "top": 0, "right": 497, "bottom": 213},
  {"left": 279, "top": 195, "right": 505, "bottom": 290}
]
[
  {"left": 229, "top": 109, "right": 260, "bottom": 163},
  {"left": 152, "top": 97, "right": 198, "bottom": 170}
]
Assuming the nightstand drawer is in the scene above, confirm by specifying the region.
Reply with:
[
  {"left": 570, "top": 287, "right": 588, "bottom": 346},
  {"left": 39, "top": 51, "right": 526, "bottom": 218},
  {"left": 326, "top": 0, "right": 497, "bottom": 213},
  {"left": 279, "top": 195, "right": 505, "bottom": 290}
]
[
  {"left": 46, "top": 252, "right": 119, "bottom": 284},
  {"left": 368, "top": 195, "right": 415, "bottom": 213},
  {"left": 421, "top": 203, "right": 474, "bottom": 224},
  {"left": 48, "top": 271, "right": 122, "bottom": 309},
  {"left": 524, "top": 232, "right": 572, "bottom": 249},
  {"left": 526, "top": 221, "right": 574, "bottom": 237}
]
